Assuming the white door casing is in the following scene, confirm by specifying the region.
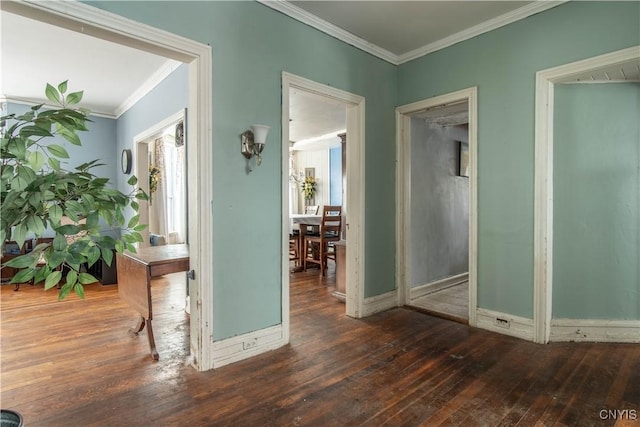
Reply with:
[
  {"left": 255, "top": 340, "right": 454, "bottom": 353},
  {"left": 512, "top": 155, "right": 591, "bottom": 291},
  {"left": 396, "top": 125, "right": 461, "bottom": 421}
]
[
  {"left": 281, "top": 72, "right": 366, "bottom": 344},
  {"left": 533, "top": 46, "right": 640, "bottom": 344},
  {"left": 3, "top": 0, "right": 215, "bottom": 370},
  {"left": 396, "top": 87, "right": 478, "bottom": 326}
]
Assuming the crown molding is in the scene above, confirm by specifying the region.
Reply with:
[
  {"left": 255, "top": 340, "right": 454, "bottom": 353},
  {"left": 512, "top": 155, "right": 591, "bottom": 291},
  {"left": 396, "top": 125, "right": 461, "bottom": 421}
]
[
  {"left": 257, "top": 0, "right": 398, "bottom": 64},
  {"left": 397, "top": 1, "right": 568, "bottom": 64},
  {"left": 259, "top": 0, "right": 567, "bottom": 66},
  {"left": 114, "top": 58, "right": 182, "bottom": 118},
  {"left": 1, "top": 96, "right": 116, "bottom": 119}
]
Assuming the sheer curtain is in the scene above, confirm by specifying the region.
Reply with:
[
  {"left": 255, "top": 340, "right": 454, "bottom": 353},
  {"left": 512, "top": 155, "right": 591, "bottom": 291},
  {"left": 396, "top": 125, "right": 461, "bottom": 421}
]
[
  {"left": 172, "top": 141, "right": 186, "bottom": 244},
  {"left": 154, "top": 138, "right": 168, "bottom": 239},
  {"left": 159, "top": 133, "right": 186, "bottom": 244}
]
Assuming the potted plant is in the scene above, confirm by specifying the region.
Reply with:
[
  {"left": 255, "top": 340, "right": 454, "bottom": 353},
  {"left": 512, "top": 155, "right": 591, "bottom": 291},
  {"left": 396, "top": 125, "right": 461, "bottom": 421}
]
[{"left": 0, "top": 81, "right": 147, "bottom": 299}]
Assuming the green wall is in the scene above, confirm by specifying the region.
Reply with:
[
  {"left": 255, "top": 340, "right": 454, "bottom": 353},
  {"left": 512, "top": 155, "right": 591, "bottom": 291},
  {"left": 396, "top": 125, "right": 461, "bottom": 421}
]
[
  {"left": 553, "top": 84, "right": 639, "bottom": 320},
  {"left": 398, "top": 1, "right": 640, "bottom": 318},
  {"left": 86, "top": 0, "right": 639, "bottom": 339},
  {"left": 88, "top": 1, "right": 397, "bottom": 340}
]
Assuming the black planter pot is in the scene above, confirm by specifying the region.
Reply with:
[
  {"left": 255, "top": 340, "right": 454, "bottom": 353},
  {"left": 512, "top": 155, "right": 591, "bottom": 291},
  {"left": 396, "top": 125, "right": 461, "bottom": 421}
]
[{"left": 0, "top": 410, "right": 23, "bottom": 427}]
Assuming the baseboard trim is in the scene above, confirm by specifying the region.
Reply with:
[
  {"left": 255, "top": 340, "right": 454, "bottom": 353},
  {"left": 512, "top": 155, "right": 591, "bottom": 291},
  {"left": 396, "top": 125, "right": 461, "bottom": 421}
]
[
  {"left": 410, "top": 272, "right": 469, "bottom": 301},
  {"left": 475, "top": 308, "right": 534, "bottom": 341},
  {"left": 211, "top": 324, "right": 286, "bottom": 368},
  {"left": 360, "top": 290, "right": 398, "bottom": 317},
  {"left": 550, "top": 319, "right": 640, "bottom": 343}
]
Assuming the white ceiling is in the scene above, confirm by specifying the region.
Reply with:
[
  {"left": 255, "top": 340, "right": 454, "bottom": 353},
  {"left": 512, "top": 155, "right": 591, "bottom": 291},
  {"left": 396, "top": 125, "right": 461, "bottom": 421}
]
[
  {"left": 289, "top": 88, "right": 346, "bottom": 145},
  {"left": 0, "top": 11, "right": 180, "bottom": 118},
  {"left": 289, "top": 0, "right": 532, "bottom": 58}
]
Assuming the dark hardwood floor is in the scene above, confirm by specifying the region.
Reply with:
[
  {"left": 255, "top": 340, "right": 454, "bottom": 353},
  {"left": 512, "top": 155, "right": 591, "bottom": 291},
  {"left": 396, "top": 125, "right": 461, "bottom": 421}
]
[{"left": 1, "top": 267, "right": 639, "bottom": 426}]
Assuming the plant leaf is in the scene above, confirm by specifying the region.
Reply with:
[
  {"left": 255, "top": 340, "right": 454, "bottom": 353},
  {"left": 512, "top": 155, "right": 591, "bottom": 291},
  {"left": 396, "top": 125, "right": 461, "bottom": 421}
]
[
  {"left": 58, "top": 282, "right": 72, "bottom": 300},
  {"left": 47, "top": 144, "right": 69, "bottom": 159},
  {"left": 101, "top": 248, "right": 114, "bottom": 266},
  {"left": 127, "top": 214, "right": 140, "bottom": 229},
  {"left": 45, "top": 83, "right": 61, "bottom": 104},
  {"left": 74, "top": 283, "right": 85, "bottom": 298},
  {"left": 53, "top": 234, "right": 67, "bottom": 251},
  {"left": 49, "top": 205, "right": 63, "bottom": 225},
  {"left": 58, "top": 128, "right": 81, "bottom": 146},
  {"left": 12, "top": 224, "right": 27, "bottom": 250},
  {"left": 57, "top": 224, "right": 80, "bottom": 236},
  {"left": 78, "top": 272, "right": 96, "bottom": 285},
  {"left": 86, "top": 245, "right": 101, "bottom": 266},
  {"left": 48, "top": 157, "right": 61, "bottom": 171},
  {"left": 65, "top": 91, "right": 83, "bottom": 105},
  {"left": 66, "top": 269, "right": 78, "bottom": 287},
  {"left": 3, "top": 254, "right": 37, "bottom": 268},
  {"left": 28, "top": 151, "right": 45, "bottom": 171},
  {"left": 11, "top": 269, "right": 34, "bottom": 284},
  {"left": 57, "top": 80, "right": 68, "bottom": 94},
  {"left": 48, "top": 251, "right": 66, "bottom": 269},
  {"left": 26, "top": 214, "right": 45, "bottom": 236},
  {"left": 44, "top": 270, "right": 63, "bottom": 290}
]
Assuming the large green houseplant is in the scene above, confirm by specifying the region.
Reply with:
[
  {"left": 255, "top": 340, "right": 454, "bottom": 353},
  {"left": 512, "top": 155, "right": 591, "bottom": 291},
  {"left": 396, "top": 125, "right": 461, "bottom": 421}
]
[{"left": 1, "top": 82, "right": 146, "bottom": 299}]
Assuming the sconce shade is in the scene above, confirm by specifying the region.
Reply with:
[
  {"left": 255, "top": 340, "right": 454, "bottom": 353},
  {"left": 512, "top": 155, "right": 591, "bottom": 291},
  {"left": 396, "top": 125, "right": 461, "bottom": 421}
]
[
  {"left": 251, "top": 125, "right": 270, "bottom": 145},
  {"left": 241, "top": 124, "right": 270, "bottom": 169}
]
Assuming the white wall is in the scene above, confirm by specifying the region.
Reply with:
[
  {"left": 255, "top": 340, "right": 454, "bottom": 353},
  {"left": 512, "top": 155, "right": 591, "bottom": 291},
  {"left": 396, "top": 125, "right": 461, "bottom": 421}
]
[{"left": 291, "top": 149, "right": 329, "bottom": 213}]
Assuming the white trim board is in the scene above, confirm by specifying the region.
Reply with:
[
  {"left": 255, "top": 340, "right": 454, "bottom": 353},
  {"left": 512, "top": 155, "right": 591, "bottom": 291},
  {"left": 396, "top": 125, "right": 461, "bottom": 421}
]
[
  {"left": 476, "top": 308, "right": 534, "bottom": 342},
  {"left": 133, "top": 109, "right": 186, "bottom": 143},
  {"left": 360, "top": 290, "right": 398, "bottom": 318},
  {"left": 6, "top": 0, "right": 215, "bottom": 371},
  {"left": 410, "top": 273, "right": 469, "bottom": 301},
  {"left": 212, "top": 325, "right": 286, "bottom": 368},
  {"left": 533, "top": 46, "right": 640, "bottom": 344},
  {"left": 1, "top": 96, "right": 116, "bottom": 119},
  {"left": 258, "top": 1, "right": 566, "bottom": 65},
  {"left": 550, "top": 319, "right": 640, "bottom": 343},
  {"left": 396, "top": 87, "right": 478, "bottom": 328}
]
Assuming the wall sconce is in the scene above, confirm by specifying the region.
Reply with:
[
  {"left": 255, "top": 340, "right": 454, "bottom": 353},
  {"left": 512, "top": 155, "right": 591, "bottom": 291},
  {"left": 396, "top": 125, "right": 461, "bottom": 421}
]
[{"left": 241, "top": 124, "right": 270, "bottom": 166}]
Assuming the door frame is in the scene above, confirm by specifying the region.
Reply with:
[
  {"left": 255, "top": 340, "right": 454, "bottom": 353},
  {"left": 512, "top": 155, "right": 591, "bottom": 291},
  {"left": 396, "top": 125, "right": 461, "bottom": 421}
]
[
  {"left": 395, "top": 87, "right": 478, "bottom": 326},
  {"left": 4, "top": 0, "right": 215, "bottom": 370},
  {"left": 281, "top": 72, "right": 366, "bottom": 341},
  {"left": 533, "top": 46, "right": 640, "bottom": 344},
  {"left": 134, "top": 109, "right": 186, "bottom": 249}
]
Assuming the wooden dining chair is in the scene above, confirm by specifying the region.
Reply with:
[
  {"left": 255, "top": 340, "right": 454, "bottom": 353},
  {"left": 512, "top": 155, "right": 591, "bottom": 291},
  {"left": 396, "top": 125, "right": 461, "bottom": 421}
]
[
  {"left": 289, "top": 233, "right": 300, "bottom": 265},
  {"left": 303, "top": 205, "right": 342, "bottom": 275}
]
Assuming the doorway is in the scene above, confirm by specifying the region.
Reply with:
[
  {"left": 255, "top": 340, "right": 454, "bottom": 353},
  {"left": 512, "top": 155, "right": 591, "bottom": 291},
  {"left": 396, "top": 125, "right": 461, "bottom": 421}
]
[
  {"left": 4, "top": 1, "right": 214, "bottom": 370},
  {"left": 396, "top": 87, "right": 478, "bottom": 327},
  {"left": 288, "top": 88, "right": 346, "bottom": 279},
  {"left": 281, "top": 73, "right": 366, "bottom": 342},
  {"left": 135, "top": 110, "right": 187, "bottom": 249},
  {"left": 135, "top": 111, "right": 189, "bottom": 311},
  {"left": 533, "top": 46, "right": 640, "bottom": 344}
]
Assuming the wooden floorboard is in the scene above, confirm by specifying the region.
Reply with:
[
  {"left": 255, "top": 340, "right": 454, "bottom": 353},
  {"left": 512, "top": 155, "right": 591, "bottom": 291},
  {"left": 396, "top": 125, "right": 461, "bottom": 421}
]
[
  {"left": 409, "top": 282, "right": 469, "bottom": 323},
  {"left": 1, "top": 268, "right": 639, "bottom": 426}
]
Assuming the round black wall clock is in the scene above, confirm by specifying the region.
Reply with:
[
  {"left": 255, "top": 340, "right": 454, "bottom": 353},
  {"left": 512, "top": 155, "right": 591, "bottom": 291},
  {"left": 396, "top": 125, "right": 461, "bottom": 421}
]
[{"left": 121, "top": 149, "right": 132, "bottom": 174}]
